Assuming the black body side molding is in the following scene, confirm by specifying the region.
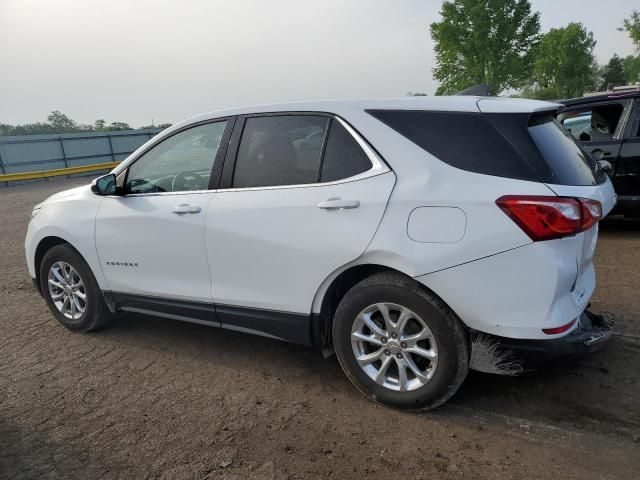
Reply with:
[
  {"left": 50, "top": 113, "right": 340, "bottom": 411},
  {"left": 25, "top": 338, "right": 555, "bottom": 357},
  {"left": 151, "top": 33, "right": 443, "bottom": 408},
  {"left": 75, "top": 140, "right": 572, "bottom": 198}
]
[{"left": 106, "top": 291, "right": 312, "bottom": 346}]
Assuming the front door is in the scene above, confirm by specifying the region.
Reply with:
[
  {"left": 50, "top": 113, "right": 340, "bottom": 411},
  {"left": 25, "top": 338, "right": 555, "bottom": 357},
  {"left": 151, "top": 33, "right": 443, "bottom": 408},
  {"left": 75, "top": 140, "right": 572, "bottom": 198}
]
[
  {"left": 95, "top": 120, "right": 232, "bottom": 322},
  {"left": 558, "top": 100, "right": 631, "bottom": 180},
  {"left": 205, "top": 114, "right": 395, "bottom": 344}
]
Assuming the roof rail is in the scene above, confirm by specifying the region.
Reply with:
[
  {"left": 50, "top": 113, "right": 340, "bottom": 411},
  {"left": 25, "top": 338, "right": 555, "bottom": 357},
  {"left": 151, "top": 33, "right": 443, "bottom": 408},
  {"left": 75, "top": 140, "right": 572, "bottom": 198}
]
[
  {"left": 583, "top": 83, "right": 640, "bottom": 97},
  {"left": 611, "top": 83, "right": 640, "bottom": 92}
]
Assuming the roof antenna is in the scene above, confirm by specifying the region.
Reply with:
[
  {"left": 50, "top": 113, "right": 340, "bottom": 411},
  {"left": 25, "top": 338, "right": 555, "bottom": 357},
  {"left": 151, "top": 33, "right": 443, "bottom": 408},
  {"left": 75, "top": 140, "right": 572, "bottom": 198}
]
[{"left": 456, "top": 84, "right": 492, "bottom": 96}]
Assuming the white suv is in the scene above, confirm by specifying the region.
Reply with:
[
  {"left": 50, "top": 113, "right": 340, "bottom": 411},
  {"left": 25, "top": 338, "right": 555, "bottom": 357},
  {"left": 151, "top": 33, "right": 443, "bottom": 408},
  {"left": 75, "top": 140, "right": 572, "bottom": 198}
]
[{"left": 26, "top": 97, "right": 616, "bottom": 410}]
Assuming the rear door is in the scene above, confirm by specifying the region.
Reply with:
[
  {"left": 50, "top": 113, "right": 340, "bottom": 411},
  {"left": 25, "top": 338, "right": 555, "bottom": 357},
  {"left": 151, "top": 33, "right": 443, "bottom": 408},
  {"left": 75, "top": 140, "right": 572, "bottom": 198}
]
[
  {"left": 205, "top": 113, "right": 395, "bottom": 344},
  {"left": 617, "top": 99, "right": 640, "bottom": 198}
]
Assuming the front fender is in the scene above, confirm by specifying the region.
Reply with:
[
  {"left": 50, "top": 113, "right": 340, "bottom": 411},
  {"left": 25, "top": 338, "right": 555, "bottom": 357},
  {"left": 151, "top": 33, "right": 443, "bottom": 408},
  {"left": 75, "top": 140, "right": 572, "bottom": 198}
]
[{"left": 25, "top": 191, "right": 106, "bottom": 290}]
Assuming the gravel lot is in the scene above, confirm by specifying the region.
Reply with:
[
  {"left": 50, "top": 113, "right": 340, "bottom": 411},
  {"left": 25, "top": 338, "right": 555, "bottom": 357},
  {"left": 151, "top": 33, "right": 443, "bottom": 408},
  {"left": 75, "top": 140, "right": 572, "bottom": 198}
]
[{"left": 1, "top": 178, "right": 638, "bottom": 480}]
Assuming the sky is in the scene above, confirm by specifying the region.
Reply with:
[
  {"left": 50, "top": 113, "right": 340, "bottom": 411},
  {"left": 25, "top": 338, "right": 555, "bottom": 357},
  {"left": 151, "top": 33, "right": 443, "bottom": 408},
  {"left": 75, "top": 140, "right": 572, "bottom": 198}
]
[{"left": 0, "top": 0, "right": 637, "bottom": 126}]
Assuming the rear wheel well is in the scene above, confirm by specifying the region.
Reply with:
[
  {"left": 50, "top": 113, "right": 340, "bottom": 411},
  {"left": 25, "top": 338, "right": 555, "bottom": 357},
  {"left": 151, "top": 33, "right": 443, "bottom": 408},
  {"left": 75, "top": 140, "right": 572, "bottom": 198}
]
[
  {"left": 312, "top": 265, "right": 413, "bottom": 350},
  {"left": 34, "top": 237, "right": 69, "bottom": 294}
]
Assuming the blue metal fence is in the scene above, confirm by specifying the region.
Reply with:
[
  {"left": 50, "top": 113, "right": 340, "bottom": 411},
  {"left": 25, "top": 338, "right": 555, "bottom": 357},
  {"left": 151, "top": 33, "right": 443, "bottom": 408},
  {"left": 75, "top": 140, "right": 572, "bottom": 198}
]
[{"left": 0, "top": 129, "right": 163, "bottom": 186}]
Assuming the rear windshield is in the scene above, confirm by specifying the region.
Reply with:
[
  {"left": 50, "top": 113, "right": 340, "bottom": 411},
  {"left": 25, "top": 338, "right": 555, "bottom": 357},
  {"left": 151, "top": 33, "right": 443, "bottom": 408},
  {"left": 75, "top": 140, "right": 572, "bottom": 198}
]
[
  {"left": 367, "top": 109, "right": 603, "bottom": 186},
  {"left": 527, "top": 115, "right": 599, "bottom": 185}
]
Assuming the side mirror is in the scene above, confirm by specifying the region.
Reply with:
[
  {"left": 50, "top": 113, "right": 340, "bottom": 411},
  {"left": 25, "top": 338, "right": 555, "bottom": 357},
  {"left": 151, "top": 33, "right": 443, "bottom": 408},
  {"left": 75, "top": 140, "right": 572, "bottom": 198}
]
[{"left": 91, "top": 173, "right": 117, "bottom": 196}]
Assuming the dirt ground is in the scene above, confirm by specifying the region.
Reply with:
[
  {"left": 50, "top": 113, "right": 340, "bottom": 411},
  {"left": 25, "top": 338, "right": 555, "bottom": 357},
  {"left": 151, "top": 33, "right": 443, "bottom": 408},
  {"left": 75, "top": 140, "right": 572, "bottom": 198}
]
[{"left": 1, "top": 177, "right": 638, "bottom": 480}]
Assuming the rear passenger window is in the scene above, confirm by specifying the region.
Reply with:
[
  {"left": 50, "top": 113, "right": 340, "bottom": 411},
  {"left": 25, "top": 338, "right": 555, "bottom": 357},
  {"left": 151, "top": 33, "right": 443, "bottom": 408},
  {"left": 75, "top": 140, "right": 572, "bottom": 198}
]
[
  {"left": 320, "top": 121, "right": 372, "bottom": 182},
  {"left": 233, "top": 115, "right": 329, "bottom": 188}
]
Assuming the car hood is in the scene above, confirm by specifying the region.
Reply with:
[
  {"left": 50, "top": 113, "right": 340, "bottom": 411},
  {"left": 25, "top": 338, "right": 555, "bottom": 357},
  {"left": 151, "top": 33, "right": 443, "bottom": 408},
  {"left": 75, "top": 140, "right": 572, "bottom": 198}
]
[{"left": 40, "top": 184, "right": 92, "bottom": 206}]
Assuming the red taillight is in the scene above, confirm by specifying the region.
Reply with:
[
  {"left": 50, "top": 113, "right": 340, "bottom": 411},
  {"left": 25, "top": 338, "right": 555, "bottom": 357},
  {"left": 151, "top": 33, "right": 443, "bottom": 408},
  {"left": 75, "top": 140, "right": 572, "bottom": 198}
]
[
  {"left": 496, "top": 195, "right": 602, "bottom": 242},
  {"left": 542, "top": 318, "right": 577, "bottom": 335},
  {"left": 580, "top": 198, "right": 603, "bottom": 231}
]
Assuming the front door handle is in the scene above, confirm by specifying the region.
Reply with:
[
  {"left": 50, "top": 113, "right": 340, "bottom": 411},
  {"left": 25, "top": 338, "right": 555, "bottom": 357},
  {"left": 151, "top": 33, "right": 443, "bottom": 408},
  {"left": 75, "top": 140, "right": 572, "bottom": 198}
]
[
  {"left": 172, "top": 204, "right": 201, "bottom": 214},
  {"left": 317, "top": 198, "right": 360, "bottom": 210}
]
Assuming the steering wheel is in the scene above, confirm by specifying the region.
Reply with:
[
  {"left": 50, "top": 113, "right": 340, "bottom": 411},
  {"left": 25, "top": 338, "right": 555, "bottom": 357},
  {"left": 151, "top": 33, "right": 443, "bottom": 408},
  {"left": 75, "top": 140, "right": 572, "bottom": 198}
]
[{"left": 171, "top": 171, "right": 202, "bottom": 192}]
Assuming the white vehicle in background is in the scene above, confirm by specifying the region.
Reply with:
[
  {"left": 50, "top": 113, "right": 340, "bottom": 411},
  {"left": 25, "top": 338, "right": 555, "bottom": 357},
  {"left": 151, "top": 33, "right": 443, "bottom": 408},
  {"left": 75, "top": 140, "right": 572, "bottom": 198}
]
[{"left": 26, "top": 97, "right": 615, "bottom": 410}]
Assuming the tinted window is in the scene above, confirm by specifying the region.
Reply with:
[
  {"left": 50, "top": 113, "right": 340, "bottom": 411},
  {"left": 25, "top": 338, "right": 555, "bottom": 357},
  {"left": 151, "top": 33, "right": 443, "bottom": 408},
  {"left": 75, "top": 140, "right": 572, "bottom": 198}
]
[
  {"left": 369, "top": 109, "right": 601, "bottom": 186},
  {"left": 368, "top": 110, "right": 541, "bottom": 181},
  {"left": 233, "top": 115, "right": 329, "bottom": 188},
  {"left": 320, "top": 121, "right": 372, "bottom": 182},
  {"left": 126, "top": 121, "right": 227, "bottom": 194},
  {"left": 528, "top": 116, "right": 598, "bottom": 186}
]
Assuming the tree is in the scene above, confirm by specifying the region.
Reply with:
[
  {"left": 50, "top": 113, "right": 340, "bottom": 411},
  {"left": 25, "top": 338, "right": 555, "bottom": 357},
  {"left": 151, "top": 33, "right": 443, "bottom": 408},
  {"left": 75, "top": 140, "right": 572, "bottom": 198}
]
[
  {"left": 104, "top": 121, "right": 131, "bottom": 131},
  {"left": 47, "top": 111, "right": 76, "bottom": 132},
  {"left": 94, "top": 119, "right": 106, "bottom": 130},
  {"left": 430, "top": 0, "right": 541, "bottom": 95},
  {"left": 622, "top": 10, "right": 640, "bottom": 49},
  {"left": 600, "top": 54, "right": 627, "bottom": 89},
  {"left": 531, "top": 23, "right": 597, "bottom": 98},
  {"left": 623, "top": 55, "right": 640, "bottom": 83}
]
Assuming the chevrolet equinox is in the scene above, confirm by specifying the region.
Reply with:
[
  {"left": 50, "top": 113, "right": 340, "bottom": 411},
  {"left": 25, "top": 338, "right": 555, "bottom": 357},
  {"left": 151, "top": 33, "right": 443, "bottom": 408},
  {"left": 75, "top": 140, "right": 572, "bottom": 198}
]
[{"left": 26, "top": 97, "right": 616, "bottom": 410}]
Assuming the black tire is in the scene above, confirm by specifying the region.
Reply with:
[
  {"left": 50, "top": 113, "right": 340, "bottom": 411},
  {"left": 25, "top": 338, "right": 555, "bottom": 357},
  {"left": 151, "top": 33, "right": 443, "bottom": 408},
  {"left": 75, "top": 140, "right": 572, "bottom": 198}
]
[
  {"left": 39, "top": 243, "right": 112, "bottom": 332},
  {"left": 333, "top": 272, "right": 469, "bottom": 410}
]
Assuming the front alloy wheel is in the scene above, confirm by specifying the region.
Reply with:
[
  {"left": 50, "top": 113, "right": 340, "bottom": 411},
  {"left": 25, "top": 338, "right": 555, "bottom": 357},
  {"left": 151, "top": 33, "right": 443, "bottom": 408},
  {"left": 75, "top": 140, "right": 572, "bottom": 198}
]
[
  {"left": 48, "top": 261, "right": 87, "bottom": 321},
  {"left": 40, "top": 243, "right": 112, "bottom": 332}
]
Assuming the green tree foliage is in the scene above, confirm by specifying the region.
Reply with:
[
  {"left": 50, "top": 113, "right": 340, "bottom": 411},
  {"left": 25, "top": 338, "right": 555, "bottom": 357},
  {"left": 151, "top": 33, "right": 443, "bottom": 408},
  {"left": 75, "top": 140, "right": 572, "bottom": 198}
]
[
  {"left": 600, "top": 54, "right": 627, "bottom": 89},
  {"left": 618, "top": 11, "right": 640, "bottom": 85},
  {"left": 47, "top": 110, "right": 77, "bottom": 132},
  {"left": 430, "top": 0, "right": 541, "bottom": 95},
  {"left": 103, "top": 121, "right": 131, "bottom": 131},
  {"left": 530, "top": 23, "right": 597, "bottom": 98},
  {"left": 0, "top": 113, "right": 157, "bottom": 136},
  {"left": 622, "top": 55, "right": 640, "bottom": 83},
  {"left": 622, "top": 10, "right": 640, "bottom": 49}
]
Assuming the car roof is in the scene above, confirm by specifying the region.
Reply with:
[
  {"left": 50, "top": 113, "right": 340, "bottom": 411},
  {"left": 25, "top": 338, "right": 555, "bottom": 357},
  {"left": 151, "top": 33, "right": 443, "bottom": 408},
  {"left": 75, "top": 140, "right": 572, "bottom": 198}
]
[
  {"left": 173, "top": 96, "right": 560, "bottom": 130},
  {"left": 560, "top": 90, "right": 640, "bottom": 107}
]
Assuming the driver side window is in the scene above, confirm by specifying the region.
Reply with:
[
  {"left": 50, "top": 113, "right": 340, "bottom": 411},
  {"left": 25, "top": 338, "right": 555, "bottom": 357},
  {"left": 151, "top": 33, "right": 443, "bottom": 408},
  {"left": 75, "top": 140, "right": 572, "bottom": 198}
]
[
  {"left": 126, "top": 121, "right": 228, "bottom": 194},
  {"left": 558, "top": 102, "right": 626, "bottom": 142}
]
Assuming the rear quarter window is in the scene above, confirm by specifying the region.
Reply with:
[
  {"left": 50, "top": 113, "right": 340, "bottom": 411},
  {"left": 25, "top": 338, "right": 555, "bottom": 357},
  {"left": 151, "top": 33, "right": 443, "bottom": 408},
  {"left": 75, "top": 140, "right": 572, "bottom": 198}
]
[
  {"left": 320, "top": 121, "right": 372, "bottom": 182},
  {"left": 368, "top": 109, "right": 601, "bottom": 186},
  {"left": 367, "top": 110, "right": 542, "bottom": 181}
]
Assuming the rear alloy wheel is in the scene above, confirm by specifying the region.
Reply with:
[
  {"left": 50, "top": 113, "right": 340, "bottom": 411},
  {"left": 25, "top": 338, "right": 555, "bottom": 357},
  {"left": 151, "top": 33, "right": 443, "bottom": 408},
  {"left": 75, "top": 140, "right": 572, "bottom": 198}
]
[
  {"left": 333, "top": 272, "right": 469, "bottom": 410},
  {"left": 351, "top": 303, "right": 438, "bottom": 392}
]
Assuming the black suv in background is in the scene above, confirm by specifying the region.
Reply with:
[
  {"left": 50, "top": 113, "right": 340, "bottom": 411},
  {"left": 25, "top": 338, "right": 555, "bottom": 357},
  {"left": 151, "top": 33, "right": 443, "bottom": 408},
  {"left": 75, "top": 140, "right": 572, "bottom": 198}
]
[{"left": 558, "top": 85, "right": 640, "bottom": 217}]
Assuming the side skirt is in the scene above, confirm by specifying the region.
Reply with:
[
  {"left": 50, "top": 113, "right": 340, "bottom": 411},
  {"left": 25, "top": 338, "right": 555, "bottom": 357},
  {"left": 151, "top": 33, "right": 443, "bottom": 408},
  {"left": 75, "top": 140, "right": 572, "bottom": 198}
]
[{"left": 107, "top": 291, "right": 312, "bottom": 346}]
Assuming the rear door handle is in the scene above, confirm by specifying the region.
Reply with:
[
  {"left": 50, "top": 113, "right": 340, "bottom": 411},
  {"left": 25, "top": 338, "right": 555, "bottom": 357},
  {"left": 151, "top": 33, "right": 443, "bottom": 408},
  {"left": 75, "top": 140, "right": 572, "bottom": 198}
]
[
  {"left": 172, "top": 204, "right": 201, "bottom": 214},
  {"left": 317, "top": 198, "right": 360, "bottom": 210}
]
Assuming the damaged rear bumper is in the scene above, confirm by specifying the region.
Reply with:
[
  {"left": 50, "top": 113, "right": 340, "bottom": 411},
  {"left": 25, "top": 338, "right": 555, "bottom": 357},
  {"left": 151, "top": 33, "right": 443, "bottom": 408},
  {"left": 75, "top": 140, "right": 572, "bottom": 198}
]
[{"left": 470, "top": 310, "right": 613, "bottom": 374}]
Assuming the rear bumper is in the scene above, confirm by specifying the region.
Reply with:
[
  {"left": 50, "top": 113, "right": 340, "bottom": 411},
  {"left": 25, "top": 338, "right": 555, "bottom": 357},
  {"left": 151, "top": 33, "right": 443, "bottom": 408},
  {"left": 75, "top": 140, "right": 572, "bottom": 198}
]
[{"left": 469, "top": 310, "right": 613, "bottom": 373}]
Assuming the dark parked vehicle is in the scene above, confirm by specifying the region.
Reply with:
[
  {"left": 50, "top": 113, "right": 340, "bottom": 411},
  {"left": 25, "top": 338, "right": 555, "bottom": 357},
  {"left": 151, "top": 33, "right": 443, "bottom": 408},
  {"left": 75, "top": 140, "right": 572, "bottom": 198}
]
[{"left": 558, "top": 85, "right": 640, "bottom": 217}]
